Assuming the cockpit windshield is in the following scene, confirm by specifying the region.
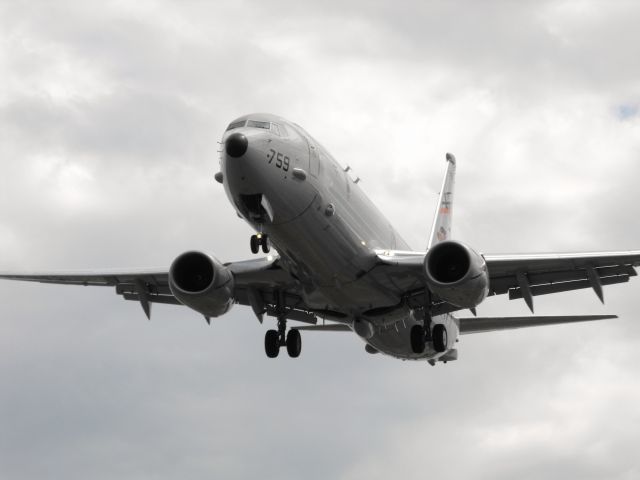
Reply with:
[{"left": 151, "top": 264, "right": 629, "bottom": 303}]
[
  {"left": 246, "top": 120, "right": 271, "bottom": 129},
  {"left": 226, "top": 119, "right": 287, "bottom": 136},
  {"left": 226, "top": 120, "right": 246, "bottom": 131}
]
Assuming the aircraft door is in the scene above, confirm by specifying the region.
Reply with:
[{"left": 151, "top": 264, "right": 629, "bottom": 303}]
[
  {"left": 308, "top": 142, "right": 320, "bottom": 177},
  {"left": 293, "top": 126, "right": 320, "bottom": 178}
]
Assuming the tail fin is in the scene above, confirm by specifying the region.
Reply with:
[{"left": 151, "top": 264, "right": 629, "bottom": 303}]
[{"left": 428, "top": 153, "right": 456, "bottom": 249}]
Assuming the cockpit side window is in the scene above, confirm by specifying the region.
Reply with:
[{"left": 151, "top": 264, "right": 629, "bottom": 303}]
[
  {"left": 226, "top": 120, "right": 246, "bottom": 131},
  {"left": 247, "top": 120, "right": 271, "bottom": 129},
  {"left": 271, "top": 123, "right": 281, "bottom": 136}
]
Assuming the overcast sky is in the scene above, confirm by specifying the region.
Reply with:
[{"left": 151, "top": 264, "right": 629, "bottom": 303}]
[{"left": 1, "top": 1, "right": 640, "bottom": 479}]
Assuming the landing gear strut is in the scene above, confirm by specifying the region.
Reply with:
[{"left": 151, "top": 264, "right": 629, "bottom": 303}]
[{"left": 250, "top": 233, "right": 270, "bottom": 254}]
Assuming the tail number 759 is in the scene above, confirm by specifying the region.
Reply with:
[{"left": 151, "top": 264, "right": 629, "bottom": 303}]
[{"left": 267, "top": 149, "right": 290, "bottom": 172}]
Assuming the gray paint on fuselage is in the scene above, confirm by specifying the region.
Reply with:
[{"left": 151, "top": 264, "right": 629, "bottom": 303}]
[{"left": 221, "top": 113, "right": 443, "bottom": 360}]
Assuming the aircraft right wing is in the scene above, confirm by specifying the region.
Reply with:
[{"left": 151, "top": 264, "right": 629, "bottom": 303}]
[{"left": 0, "top": 254, "right": 315, "bottom": 323}]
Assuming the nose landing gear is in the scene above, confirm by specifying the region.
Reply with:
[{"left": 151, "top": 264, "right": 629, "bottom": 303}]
[{"left": 250, "top": 233, "right": 270, "bottom": 254}]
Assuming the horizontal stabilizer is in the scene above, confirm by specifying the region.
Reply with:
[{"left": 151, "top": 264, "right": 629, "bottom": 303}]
[
  {"left": 293, "top": 324, "right": 351, "bottom": 332},
  {"left": 459, "top": 314, "right": 617, "bottom": 335}
]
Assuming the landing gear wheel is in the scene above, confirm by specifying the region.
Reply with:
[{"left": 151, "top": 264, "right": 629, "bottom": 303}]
[
  {"left": 432, "top": 324, "right": 448, "bottom": 353},
  {"left": 410, "top": 325, "right": 426, "bottom": 354},
  {"left": 261, "top": 235, "right": 271, "bottom": 254},
  {"left": 286, "top": 329, "right": 302, "bottom": 358},
  {"left": 265, "top": 329, "right": 280, "bottom": 358},
  {"left": 250, "top": 235, "right": 259, "bottom": 254}
]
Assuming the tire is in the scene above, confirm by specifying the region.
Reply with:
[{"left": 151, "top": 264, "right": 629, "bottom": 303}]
[
  {"left": 265, "top": 329, "right": 280, "bottom": 358},
  {"left": 261, "top": 235, "right": 271, "bottom": 254},
  {"left": 250, "top": 235, "right": 259, "bottom": 254},
  {"left": 432, "top": 324, "right": 448, "bottom": 353},
  {"left": 410, "top": 325, "right": 426, "bottom": 354},
  {"left": 286, "top": 329, "right": 302, "bottom": 358}
]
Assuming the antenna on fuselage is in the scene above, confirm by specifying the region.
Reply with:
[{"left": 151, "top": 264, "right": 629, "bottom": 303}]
[{"left": 343, "top": 165, "right": 361, "bottom": 184}]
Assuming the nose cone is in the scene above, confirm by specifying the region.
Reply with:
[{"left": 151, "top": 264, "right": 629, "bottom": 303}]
[{"left": 225, "top": 132, "right": 248, "bottom": 158}]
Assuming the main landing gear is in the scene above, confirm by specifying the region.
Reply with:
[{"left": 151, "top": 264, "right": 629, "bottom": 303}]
[
  {"left": 264, "top": 315, "right": 302, "bottom": 358},
  {"left": 410, "top": 323, "right": 448, "bottom": 354},
  {"left": 432, "top": 324, "right": 448, "bottom": 352},
  {"left": 410, "top": 324, "right": 427, "bottom": 354},
  {"left": 250, "top": 233, "right": 270, "bottom": 254}
]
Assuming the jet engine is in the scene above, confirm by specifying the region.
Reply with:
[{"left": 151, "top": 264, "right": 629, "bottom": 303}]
[
  {"left": 424, "top": 241, "right": 489, "bottom": 309},
  {"left": 169, "top": 251, "right": 234, "bottom": 318}
]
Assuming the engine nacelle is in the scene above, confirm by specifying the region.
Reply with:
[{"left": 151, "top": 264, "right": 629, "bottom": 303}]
[
  {"left": 424, "top": 241, "right": 489, "bottom": 309},
  {"left": 169, "top": 251, "right": 234, "bottom": 318}
]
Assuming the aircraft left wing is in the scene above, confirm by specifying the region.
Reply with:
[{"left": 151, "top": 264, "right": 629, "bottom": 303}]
[
  {"left": 373, "top": 249, "right": 640, "bottom": 313},
  {"left": 484, "top": 251, "right": 640, "bottom": 312},
  {"left": 0, "top": 255, "right": 310, "bottom": 322}
]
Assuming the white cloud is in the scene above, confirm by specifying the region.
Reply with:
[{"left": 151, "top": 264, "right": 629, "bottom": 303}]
[{"left": 29, "top": 154, "right": 100, "bottom": 211}]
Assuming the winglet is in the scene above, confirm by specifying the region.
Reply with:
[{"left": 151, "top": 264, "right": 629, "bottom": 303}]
[
  {"left": 445, "top": 152, "right": 456, "bottom": 165},
  {"left": 428, "top": 153, "right": 457, "bottom": 248}
]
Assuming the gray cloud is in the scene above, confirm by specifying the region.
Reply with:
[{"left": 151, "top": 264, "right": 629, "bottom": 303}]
[{"left": 1, "top": 1, "right": 640, "bottom": 479}]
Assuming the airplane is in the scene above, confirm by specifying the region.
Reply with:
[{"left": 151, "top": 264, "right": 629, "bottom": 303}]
[{"left": 2, "top": 113, "right": 639, "bottom": 364}]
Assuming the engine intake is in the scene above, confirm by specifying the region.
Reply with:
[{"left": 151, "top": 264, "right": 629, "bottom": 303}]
[
  {"left": 169, "top": 251, "right": 234, "bottom": 318},
  {"left": 424, "top": 241, "right": 489, "bottom": 309}
]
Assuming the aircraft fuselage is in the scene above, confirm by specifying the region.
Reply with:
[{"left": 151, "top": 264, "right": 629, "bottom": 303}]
[{"left": 220, "top": 113, "right": 457, "bottom": 360}]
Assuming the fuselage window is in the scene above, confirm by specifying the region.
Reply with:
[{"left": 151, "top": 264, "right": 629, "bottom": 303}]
[
  {"left": 226, "top": 120, "right": 246, "bottom": 131},
  {"left": 247, "top": 120, "right": 271, "bottom": 129}
]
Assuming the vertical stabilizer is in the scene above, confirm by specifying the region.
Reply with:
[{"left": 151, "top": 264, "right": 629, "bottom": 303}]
[{"left": 428, "top": 153, "right": 456, "bottom": 249}]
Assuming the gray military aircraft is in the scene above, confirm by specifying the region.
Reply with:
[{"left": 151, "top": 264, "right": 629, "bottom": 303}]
[{"left": 2, "top": 113, "right": 640, "bottom": 363}]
